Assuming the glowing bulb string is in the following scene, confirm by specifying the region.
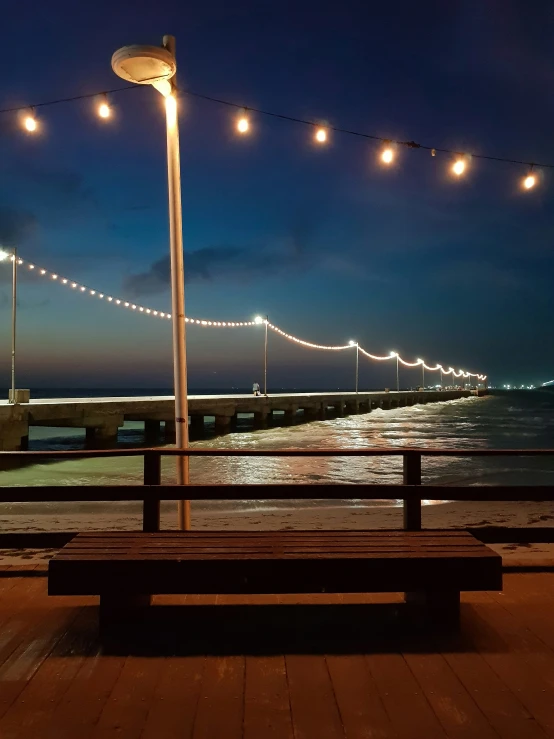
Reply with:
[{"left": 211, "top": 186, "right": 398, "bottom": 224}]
[
  {"left": 9, "top": 255, "right": 486, "bottom": 381},
  {"left": 1, "top": 82, "right": 552, "bottom": 176}
]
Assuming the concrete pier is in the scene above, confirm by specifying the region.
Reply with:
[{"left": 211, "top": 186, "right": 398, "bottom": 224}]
[{"left": 0, "top": 390, "right": 484, "bottom": 450}]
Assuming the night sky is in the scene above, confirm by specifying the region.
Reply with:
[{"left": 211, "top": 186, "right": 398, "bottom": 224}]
[{"left": 1, "top": 0, "right": 553, "bottom": 390}]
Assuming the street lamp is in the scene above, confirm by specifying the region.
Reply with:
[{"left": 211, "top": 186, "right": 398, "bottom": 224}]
[
  {"left": 112, "top": 36, "right": 191, "bottom": 529},
  {"left": 417, "top": 358, "right": 424, "bottom": 390},
  {"left": 349, "top": 340, "right": 359, "bottom": 393},
  {"left": 390, "top": 352, "right": 399, "bottom": 392},
  {"left": 254, "top": 315, "right": 268, "bottom": 395},
  {"left": 0, "top": 248, "right": 17, "bottom": 403}
]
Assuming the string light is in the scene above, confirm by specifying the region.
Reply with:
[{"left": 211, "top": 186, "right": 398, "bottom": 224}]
[
  {"left": 9, "top": 253, "right": 486, "bottom": 380},
  {"left": 315, "top": 128, "right": 327, "bottom": 144},
  {"left": 97, "top": 95, "right": 111, "bottom": 119},
  {"left": 268, "top": 323, "right": 350, "bottom": 351},
  {"left": 236, "top": 110, "right": 249, "bottom": 134},
  {"left": 523, "top": 164, "right": 537, "bottom": 190},
  {"left": 452, "top": 157, "right": 466, "bottom": 176},
  {"left": 2, "top": 85, "right": 551, "bottom": 194},
  {"left": 23, "top": 110, "right": 38, "bottom": 133},
  {"left": 523, "top": 172, "right": 536, "bottom": 190},
  {"left": 381, "top": 144, "right": 394, "bottom": 165}
]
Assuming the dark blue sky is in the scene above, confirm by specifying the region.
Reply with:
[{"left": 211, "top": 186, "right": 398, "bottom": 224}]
[{"left": 1, "top": 0, "right": 553, "bottom": 389}]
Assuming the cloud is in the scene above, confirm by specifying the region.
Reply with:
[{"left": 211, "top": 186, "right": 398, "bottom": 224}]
[
  {"left": 123, "top": 244, "right": 303, "bottom": 296},
  {"left": 0, "top": 206, "right": 37, "bottom": 246},
  {"left": 123, "top": 215, "right": 317, "bottom": 296}
]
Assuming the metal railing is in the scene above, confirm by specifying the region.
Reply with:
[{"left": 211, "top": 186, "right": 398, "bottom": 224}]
[{"left": 1, "top": 447, "right": 554, "bottom": 535}]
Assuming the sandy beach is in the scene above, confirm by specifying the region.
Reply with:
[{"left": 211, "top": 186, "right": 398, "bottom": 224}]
[{"left": 1, "top": 498, "right": 553, "bottom": 567}]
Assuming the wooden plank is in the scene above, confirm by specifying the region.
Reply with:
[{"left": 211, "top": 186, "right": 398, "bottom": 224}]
[
  {"left": 192, "top": 657, "right": 245, "bottom": 739},
  {"left": 49, "top": 561, "right": 501, "bottom": 597},
  {"left": 2, "top": 482, "right": 554, "bottom": 502},
  {"left": 39, "top": 648, "right": 127, "bottom": 738},
  {"left": 326, "top": 654, "right": 398, "bottom": 738},
  {"left": 54, "top": 548, "right": 492, "bottom": 559},
  {"left": 67, "top": 529, "right": 479, "bottom": 546},
  {"left": 61, "top": 537, "right": 486, "bottom": 547},
  {"left": 90, "top": 656, "right": 165, "bottom": 738},
  {"left": 365, "top": 653, "right": 447, "bottom": 738},
  {"left": 442, "top": 641, "right": 547, "bottom": 738},
  {"left": 466, "top": 604, "right": 554, "bottom": 735},
  {"left": 243, "top": 656, "right": 294, "bottom": 739},
  {"left": 141, "top": 656, "right": 205, "bottom": 739},
  {"left": 286, "top": 655, "right": 344, "bottom": 739},
  {"left": 0, "top": 607, "right": 97, "bottom": 736},
  {"left": 52, "top": 548, "right": 496, "bottom": 560},
  {"left": 403, "top": 652, "right": 499, "bottom": 738}
]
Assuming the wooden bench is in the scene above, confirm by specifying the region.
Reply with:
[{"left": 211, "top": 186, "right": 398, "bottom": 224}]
[{"left": 48, "top": 530, "right": 502, "bottom": 631}]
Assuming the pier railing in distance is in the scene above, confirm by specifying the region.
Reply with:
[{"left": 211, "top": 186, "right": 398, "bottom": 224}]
[{"left": 0, "top": 448, "right": 554, "bottom": 540}]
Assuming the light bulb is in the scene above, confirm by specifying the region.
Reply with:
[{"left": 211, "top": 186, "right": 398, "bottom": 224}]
[
  {"left": 381, "top": 147, "right": 394, "bottom": 164},
  {"left": 452, "top": 159, "right": 466, "bottom": 176},
  {"left": 315, "top": 128, "right": 327, "bottom": 143},
  {"left": 237, "top": 116, "right": 249, "bottom": 134},
  {"left": 23, "top": 115, "right": 37, "bottom": 132},
  {"left": 523, "top": 174, "right": 536, "bottom": 190},
  {"left": 98, "top": 102, "right": 111, "bottom": 119},
  {"left": 254, "top": 316, "right": 264, "bottom": 324}
]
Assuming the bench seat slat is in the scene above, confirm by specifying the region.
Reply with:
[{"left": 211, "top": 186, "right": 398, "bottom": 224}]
[{"left": 49, "top": 530, "right": 502, "bottom": 597}]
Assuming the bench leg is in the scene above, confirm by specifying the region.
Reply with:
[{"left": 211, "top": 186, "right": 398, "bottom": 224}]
[
  {"left": 99, "top": 594, "right": 151, "bottom": 635},
  {"left": 404, "top": 590, "right": 460, "bottom": 626}
]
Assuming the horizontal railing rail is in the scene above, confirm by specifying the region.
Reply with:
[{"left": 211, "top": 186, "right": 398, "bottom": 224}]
[{"left": 1, "top": 446, "right": 554, "bottom": 533}]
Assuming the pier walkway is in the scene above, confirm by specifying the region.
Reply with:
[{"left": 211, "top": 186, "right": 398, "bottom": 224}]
[
  {"left": 0, "top": 389, "right": 478, "bottom": 450},
  {"left": 0, "top": 568, "right": 552, "bottom": 738}
]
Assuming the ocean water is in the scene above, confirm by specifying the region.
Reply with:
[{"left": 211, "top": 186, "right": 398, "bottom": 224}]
[{"left": 1, "top": 391, "right": 553, "bottom": 501}]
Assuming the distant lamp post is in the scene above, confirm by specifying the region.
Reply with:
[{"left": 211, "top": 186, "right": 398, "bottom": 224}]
[
  {"left": 0, "top": 248, "right": 17, "bottom": 404},
  {"left": 349, "top": 341, "right": 359, "bottom": 393},
  {"left": 390, "top": 352, "right": 399, "bottom": 392},
  {"left": 254, "top": 315, "right": 268, "bottom": 395},
  {"left": 417, "top": 359, "right": 424, "bottom": 390},
  {"left": 112, "top": 36, "right": 191, "bottom": 530}
]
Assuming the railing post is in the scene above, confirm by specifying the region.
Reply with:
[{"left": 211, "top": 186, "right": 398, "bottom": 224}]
[
  {"left": 403, "top": 451, "right": 422, "bottom": 531},
  {"left": 143, "top": 451, "right": 161, "bottom": 533}
]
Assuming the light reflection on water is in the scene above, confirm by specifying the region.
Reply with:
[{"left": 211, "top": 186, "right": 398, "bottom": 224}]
[{"left": 1, "top": 394, "right": 554, "bottom": 516}]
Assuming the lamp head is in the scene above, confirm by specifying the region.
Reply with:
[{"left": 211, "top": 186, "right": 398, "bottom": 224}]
[{"left": 111, "top": 44, "right": 176, "bottom": 96}]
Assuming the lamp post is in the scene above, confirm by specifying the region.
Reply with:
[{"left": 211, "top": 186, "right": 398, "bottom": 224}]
[
  {"left": 112, "top": 36, "right": 191, "bottom": 529},
  {"left": 0, "top": 248, "right": 17, "bottom": 403},
  {"left": 390, "top": 352, "right": 399, "bottom": 392},
  {"left": 349, "top": 341, "right": 359, "bottom": 393},
  {"left": 417, "top": 359, "right": 424, "bottom": 390},
  {"left": 254, "top": 315, "right": 268, "bottom": 395}
]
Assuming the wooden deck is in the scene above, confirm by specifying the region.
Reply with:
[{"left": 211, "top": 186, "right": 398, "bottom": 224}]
[{"left": 1, "top": 570, "right": 554, "bottom": 737}]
